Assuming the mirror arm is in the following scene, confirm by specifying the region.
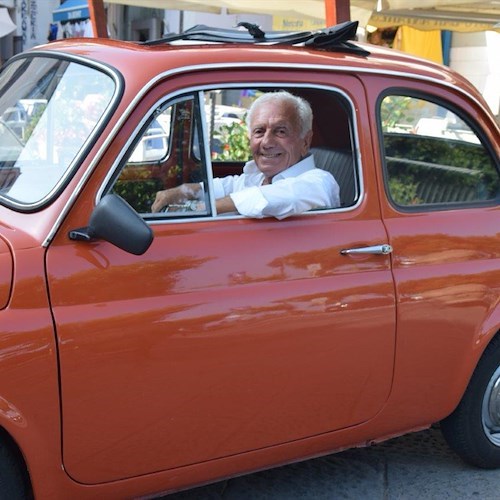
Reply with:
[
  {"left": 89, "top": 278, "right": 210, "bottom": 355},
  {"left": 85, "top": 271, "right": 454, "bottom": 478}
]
[
  {"left": 66, "top": 194, "right": 154, "bottom": 255},
  {"left": 68, "top": 227, "right": 94, "bottom": 242}
]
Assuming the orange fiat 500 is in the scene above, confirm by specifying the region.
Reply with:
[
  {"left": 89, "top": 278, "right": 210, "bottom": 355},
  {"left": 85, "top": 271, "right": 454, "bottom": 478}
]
[{"left": 0, "top": 22, "right": 498, "bottom": 499}]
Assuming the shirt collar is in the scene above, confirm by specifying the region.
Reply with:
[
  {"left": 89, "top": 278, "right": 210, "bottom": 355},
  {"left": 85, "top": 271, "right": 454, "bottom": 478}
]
[{"left": 243, "top": 153, "right": 316, "bottom": 183}]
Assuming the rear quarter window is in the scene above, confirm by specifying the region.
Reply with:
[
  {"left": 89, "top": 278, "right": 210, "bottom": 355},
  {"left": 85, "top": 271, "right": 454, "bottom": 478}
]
[{"left": 380, "top": 95, "right": 499, "bottom": 209}]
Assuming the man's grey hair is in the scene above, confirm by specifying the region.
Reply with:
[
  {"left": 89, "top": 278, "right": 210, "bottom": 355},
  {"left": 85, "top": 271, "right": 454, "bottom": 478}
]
[{"left": 246, "top": 91, "right": 313, "bottom": 139}]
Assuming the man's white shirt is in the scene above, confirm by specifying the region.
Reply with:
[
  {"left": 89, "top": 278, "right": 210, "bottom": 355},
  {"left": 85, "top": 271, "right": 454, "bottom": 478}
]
[{"left": 212, "top": 153, "right": 340, "bottom": 219}]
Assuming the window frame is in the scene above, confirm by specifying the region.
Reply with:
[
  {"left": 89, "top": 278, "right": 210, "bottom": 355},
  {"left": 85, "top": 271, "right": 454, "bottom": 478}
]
[{"left": 100, "top": 82, "right": 363, "bottom": 223}]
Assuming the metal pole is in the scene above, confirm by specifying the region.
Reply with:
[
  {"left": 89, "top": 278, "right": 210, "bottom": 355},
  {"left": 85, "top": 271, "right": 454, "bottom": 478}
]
[
  {"left": 88, "top": 0, "right": 108, "bottom": 38},
  {"left": 325, "top": 0, "right": 351, "bottom": 26}
]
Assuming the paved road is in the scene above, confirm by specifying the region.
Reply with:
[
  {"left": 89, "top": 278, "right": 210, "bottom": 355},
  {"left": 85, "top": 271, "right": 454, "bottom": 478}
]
[{"left": 162, "top": 426, "right": 500, "bottom": 499}]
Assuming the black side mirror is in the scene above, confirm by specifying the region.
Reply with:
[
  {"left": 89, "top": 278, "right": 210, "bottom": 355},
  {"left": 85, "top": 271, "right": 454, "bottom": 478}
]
[{"left": 69, "top": 194, "right": 154, "bottom": 255}]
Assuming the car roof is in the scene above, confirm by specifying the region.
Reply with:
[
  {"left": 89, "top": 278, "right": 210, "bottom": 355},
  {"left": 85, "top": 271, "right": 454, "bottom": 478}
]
[{"left": 30, "top": 21, "right": 481, "bottom": 104}]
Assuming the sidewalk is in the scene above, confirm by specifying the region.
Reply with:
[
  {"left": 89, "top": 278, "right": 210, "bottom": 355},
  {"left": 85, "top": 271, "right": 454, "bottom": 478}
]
[{"left": 164, "top": 426, "right": 500, "bottom": 499}]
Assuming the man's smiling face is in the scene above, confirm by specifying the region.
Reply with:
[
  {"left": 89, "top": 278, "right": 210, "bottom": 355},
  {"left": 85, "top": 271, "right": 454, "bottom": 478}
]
[{"left": 249, "top": 101, "right": 312, "bottom": 181}]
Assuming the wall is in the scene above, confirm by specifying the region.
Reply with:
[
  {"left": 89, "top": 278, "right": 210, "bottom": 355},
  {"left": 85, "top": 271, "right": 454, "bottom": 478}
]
[
  {"left": 450, "top": 31, "right": 500, "bottom": 118},
  {"left": 14, "top": 0, "right": 61, "bottom": 52}
]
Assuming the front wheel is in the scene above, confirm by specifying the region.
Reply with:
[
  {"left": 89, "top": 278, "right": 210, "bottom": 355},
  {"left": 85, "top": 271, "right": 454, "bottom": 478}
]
[
  {"left": 0, "top": 438, "right": 32, "bottom": 498},
  {"left": 441, "top": 334, "right": 500, "bottom": 469}
]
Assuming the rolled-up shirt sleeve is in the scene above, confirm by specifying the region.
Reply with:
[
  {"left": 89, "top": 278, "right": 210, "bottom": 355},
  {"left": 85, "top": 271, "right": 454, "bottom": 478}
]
[
  {"left": 229, "top": 186, "right": 269, "bottom": 217},
  {"left": 230, "top": 169, "right": 340, "bottom": 219},
  {"left": 213, "top": 175, "right": 238, "bottom": 199}
]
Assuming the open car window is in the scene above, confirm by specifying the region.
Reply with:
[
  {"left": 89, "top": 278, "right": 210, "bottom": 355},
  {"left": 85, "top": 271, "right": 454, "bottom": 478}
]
[{"left": 107, "top": 86, "right": 359, "bottom": 219}]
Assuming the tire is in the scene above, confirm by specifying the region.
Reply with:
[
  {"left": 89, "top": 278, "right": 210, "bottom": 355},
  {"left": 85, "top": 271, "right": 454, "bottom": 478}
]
[
  {"left": 0, "top": 437, "right": 32, "bottom": 499},
  {"left": 441, "top": 334, "right": 500, "bottom": 469}
]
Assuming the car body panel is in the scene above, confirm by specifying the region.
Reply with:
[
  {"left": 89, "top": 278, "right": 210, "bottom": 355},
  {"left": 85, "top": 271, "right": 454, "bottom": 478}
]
[
  {"left": 48, "top": 212, "right": 396, "bottom": 483},
  {"left": 0, "top": 241, "right": 63, "bottom": 497},
  {"left": 0, "top": 235, "right": 12, "bottom": 309}
]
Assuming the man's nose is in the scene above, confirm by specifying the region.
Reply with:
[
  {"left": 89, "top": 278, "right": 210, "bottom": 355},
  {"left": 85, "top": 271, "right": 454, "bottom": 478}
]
[{"left": 261, "top": 129, "right": 275, "bottom": 147}]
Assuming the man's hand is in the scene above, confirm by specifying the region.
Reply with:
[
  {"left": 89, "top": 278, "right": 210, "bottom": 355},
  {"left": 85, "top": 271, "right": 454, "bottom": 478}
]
[
  {"left": 152, "top": 184, "right": 237, "bottom": 215},
  {"left": 151, "top": 189, "right": 174, "bottom": 213},
  {"left": 151, "top": 183, "right": 202, "bottom": 213}
]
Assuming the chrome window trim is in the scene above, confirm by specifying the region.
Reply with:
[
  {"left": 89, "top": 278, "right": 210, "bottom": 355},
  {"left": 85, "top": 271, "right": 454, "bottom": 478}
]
[
  {"left": 43, "top": 59, "right": 492, "bottom": 246},
  {"left": 196, "top": 90, "right": 218, "bottom": 217}
]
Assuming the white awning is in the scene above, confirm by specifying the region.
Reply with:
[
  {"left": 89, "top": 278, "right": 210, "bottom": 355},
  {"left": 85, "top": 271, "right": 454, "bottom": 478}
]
[
  {"left": 0, "top": 7, "right": 15, "bottom": 38},
  {"left": 102, "top": 0, "right": 500, "bottom": 33}
]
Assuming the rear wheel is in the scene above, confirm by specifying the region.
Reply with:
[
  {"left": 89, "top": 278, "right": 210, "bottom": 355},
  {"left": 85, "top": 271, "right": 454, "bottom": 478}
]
[{"left": 441, "top": 335, "right": 500, "bottom": 469}]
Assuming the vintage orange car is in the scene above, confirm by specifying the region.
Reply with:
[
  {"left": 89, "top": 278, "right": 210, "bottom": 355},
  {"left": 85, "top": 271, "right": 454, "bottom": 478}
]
[{"left": 0, "top": 21, "right": 498, "bottom": 499}]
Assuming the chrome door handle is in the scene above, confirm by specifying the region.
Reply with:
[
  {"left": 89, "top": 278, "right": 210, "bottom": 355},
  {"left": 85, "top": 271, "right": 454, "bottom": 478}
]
[{"left": 340, "top": 244, "right": 393, "bottom": 256}]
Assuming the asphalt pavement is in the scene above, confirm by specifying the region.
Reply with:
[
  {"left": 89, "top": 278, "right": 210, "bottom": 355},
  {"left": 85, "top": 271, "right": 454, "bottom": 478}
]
[{"left": 161, "top": 426, "right": 500, "bottom": 499}]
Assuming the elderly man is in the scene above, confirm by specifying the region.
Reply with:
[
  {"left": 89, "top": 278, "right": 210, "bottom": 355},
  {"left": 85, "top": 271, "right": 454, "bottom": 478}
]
[{"left": 151, "top": 91, "right": 340, "bottom": 219}]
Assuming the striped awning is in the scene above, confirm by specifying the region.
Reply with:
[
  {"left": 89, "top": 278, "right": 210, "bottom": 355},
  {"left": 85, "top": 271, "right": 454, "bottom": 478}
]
[{"left": 53, "top": 0, "right": 90, "bottom": 22}]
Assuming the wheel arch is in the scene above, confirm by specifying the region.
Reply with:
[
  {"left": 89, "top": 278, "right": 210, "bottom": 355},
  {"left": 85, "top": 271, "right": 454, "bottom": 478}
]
[
  {"left": 471, "top": 306, "right": 500, "bottom": 384},
  {"left": 455, "top": 323, "right": 500, "bottom": 409},
  {"left": 475, "top": 301, "right": 500, "bottom": 349},
  {"left": 440, "top": 327, "right": 500, "bottom": 468}
]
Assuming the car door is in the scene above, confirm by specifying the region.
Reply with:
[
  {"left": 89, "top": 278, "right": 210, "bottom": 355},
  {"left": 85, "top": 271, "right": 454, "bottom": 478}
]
[{"left": 45, "top": 70, "right": 396, "bottom": 484}]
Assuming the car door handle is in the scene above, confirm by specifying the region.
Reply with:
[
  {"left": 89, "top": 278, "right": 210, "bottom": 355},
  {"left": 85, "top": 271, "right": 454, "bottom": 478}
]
[{"left": 340, "top": 244, "right": 393, "bottom": 256}]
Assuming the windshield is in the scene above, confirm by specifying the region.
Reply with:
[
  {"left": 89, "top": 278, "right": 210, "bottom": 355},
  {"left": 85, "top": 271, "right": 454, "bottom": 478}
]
[{"left": 0, "top": 56, "right": 116, "bottom": 207}]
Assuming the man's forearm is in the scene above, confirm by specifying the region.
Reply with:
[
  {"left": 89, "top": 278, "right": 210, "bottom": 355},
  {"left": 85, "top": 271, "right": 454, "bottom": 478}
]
[
  {"left": 215, "top": 196, "right": 237, "bottom": 214},
  {"left": 152, "top": 184, "right": 237, "bottom": 215}
]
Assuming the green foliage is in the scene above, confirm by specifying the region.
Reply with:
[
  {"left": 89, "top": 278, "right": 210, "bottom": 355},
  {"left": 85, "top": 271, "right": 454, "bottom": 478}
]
[
  {"left": 112, "top": 178, "right": 163, "bottom": 214},
  {"left": 213, "top": 120, "right": 251, "bottom": 161},
  {"left": 388, "top": 176, "right": 421, "bottom": 205},
  {"left": 380, "top": 96, "right": 415, "bottom": 131},
  {"left": 23, "top": 104, "right": 47, "bottom": 142},
  {"left": 384, "top": 133, "right": 499, "bottom": 205}
]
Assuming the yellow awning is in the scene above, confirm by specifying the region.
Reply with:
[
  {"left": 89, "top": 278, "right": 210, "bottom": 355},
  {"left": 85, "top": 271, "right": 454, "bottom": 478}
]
[
  {"left": 393, "top": 25, "right": 443, "bottom": 63},
  {"left": 369, "top": 10, "right": 500, "bottom": 33}
]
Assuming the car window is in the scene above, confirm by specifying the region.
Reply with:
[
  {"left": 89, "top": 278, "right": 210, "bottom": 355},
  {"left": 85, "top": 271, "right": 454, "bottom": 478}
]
[
  {"left": 110, "top": 94, "right": 211, "bottom": 216},
  {"left": 0, "top": 56, "right": 116, "bottom": 207},
  {"left": 128, "top": 108, "right": 171, "bottom": 163},
  {"left": 109, "top": 86, "right": 358, "bottom": 218},
  {"left": 381, "top": 95, "right": 499, "bottom": 208}
]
